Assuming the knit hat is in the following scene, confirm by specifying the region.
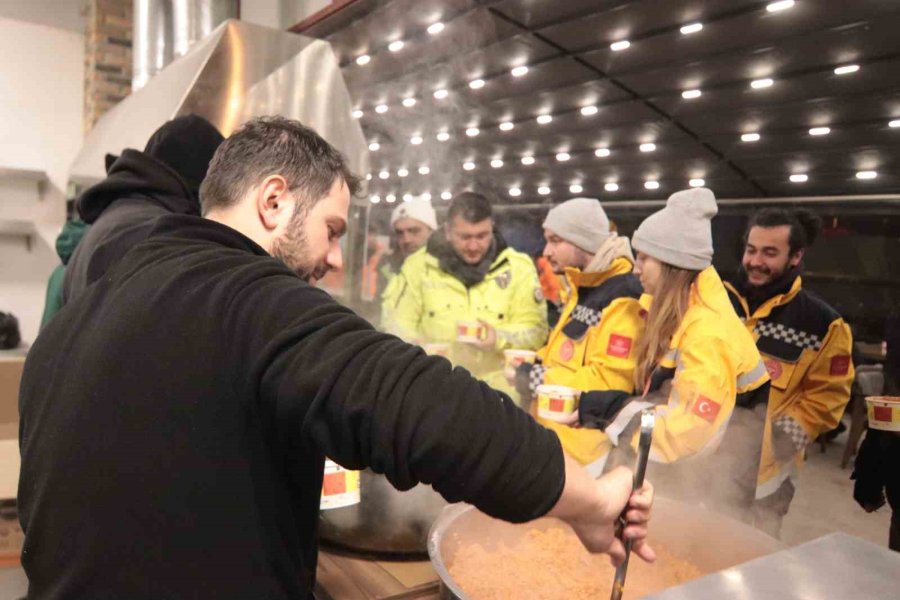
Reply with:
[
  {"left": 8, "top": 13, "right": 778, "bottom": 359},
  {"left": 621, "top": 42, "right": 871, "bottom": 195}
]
[
  {"left": 632, "top": 187, "right": 718, "bottom": 270},
  {"left": 143, "top": 114, "right": 224, "bottom": 200},
  {"left": 391, "top": 196, "right": 438, "bottom": 230},
  {"left": 542, "top": 198, "right": 611, "bottom": 254}
]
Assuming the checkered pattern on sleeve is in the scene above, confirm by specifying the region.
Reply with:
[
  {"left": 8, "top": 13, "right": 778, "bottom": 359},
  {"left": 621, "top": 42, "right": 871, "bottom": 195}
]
[
  {"left": 754, "top": 321, "right": 823, "bottom": 351},
  {"left": 528, "top": 364, "right": 548, "bottom": 396},
  {"left": 774, "top": 415, "right": 810, "bottom": 453},
  {"left": 570, "top": 305, "right": 601, "bottom": 327}
]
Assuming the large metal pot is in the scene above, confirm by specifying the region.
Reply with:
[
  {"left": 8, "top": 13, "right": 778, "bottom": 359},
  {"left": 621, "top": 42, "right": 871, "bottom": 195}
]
[{"left": 427, "top": 496, "right": 784, "bottom": 599}]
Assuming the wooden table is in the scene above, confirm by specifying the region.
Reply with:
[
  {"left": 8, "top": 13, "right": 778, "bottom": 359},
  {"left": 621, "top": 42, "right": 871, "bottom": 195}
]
[{"left": 315, "top": 549, "right": 441, "bottom": 600}]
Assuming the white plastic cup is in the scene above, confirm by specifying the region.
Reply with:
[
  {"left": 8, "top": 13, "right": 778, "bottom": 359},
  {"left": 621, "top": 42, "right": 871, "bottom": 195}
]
[
  {"left": 503, "top": 349, "right": 537, "bottom": 379},
  {"left": 865, "top": 396, "right": 900, "bottom": 431},
  {"left": 456, "top": 320, "right": 486, "bottom": 344},
  {"left": 536, "top": 384, "right": 579, "bottom": 422}
]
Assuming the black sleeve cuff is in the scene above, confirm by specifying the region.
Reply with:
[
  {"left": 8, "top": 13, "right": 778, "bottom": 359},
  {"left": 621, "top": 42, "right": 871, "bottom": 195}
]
[{"left": 579, "top": 390, "right": 631, "bottom": 429}]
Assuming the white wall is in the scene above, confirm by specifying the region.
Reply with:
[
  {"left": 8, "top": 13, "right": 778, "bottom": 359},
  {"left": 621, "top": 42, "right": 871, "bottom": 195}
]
[{"left": 0, "top": 17, "right": 84, "bottom": 345}]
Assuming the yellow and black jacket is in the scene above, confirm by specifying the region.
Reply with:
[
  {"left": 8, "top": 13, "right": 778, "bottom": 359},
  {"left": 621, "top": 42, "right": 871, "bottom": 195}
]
[{"left": 725, "top": 274, "right": 854, "bottom": 499}]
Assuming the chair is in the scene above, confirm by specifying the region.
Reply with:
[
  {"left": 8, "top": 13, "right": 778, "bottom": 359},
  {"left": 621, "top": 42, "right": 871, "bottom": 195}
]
[{"left": 841, "top": 364, "right": 884, "bottom": 468}]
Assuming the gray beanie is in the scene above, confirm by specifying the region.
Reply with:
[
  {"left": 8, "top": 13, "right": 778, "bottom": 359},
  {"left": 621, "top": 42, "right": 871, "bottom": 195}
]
[
  {"left": 632, "top": 188, "right": 718, "bottom": 270},
  {"left": 542, "top": 198, "right": 611, "bottom": 254}
]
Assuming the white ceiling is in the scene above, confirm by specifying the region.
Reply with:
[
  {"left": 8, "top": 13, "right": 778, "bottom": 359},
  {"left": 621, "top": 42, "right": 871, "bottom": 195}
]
[{"left": 0, "top": 0, "right": 85, "bottom": 34}]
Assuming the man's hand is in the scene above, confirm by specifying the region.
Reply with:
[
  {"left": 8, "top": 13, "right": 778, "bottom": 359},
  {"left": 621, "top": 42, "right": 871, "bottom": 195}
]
[{"left": 474, "top": 320, "right": 497, "bottom": 349}]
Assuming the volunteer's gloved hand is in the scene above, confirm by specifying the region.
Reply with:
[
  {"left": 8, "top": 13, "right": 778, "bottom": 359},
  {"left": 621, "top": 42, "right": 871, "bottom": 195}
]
[{"left": 577, "top": 390, "right": 632, "bottom": 429}]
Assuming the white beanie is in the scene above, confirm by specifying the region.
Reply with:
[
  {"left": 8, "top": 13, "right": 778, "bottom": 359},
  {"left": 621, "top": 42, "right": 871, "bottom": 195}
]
[
  {"left": 391, "top": 196, "right": 437, "bottom": 230},
  {"left": 542, "top": 198, "right": 611, "bottom": 254},
  {"left": 632, "top": 188, "right": 718, "bottom": 270}
]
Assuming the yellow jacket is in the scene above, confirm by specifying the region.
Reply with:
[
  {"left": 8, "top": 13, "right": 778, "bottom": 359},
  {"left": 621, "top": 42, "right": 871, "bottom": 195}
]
[
  {"left": 529, "top": 257, "right": 645, "bottom": 465},
  {"left": 725, "top": 276, "right": 854, "bottom": 499}
]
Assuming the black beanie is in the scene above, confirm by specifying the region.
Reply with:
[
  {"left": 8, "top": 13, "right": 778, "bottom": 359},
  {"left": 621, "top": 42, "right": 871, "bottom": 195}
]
[{"left": 143, "top": 115, "right": 224, "bottom": 199}]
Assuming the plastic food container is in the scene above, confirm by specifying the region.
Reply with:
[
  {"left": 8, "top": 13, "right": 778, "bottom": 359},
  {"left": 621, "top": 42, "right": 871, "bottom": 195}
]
[
  {"left": 456, "top": 321, "right": 486, "bottom": 344},
  {"left": 865, "top": 396, "right": 900, "bottom": 431},
  {"left": 503, "top": 349, "right": 537, "bottom": 379},
  {"left": 536, "top": 384, "right": 578, "bottom": 422},
  {"left": 321, "top": 459, "right": 361, "bottom": 510}
]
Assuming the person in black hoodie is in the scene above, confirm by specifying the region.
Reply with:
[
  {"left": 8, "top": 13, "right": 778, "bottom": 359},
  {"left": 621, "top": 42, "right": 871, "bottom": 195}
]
[
  {"left": 62, "top": 114, "right": 224, "bottom": 303},
  {"left": 18, "top": 117, "right": 655, "bottom": 600}
]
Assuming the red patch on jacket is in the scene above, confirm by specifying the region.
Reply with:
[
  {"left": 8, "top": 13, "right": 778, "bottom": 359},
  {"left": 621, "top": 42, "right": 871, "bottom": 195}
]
[
  {"left": 559, "top": 340, "right": 575, "bottom": 361},
  {"left": 830, "top": 355, "right": 851, "bottom": 376},
  {"left": 692, "top": 396, "right": 721, "bottom": 423},
  {"left": 607, "top": 334, "right": 632, "bottom": 358}
]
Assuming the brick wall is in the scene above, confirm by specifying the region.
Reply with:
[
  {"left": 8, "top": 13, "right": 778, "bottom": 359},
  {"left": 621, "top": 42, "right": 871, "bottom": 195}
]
[{"left": 84, "top": 0, "right": 133, "bottom": 134}]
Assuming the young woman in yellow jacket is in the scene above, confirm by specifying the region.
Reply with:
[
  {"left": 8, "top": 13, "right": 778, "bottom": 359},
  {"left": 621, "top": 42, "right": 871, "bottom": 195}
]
[{"left": 572, "top": 188, "right": 770, "bottom": 518}]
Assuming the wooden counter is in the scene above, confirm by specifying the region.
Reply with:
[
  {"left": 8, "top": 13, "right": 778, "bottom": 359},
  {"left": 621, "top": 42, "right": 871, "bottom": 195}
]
[{"left": 315, "top": 549, "right": 441, "bottom": 600}]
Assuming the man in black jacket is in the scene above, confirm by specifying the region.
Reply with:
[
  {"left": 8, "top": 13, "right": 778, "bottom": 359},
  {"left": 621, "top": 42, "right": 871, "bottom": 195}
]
[
  {"left": 19, "top": 117, "right": 654, "bottom": 600},
  {"left": 63, "top": 114, "right": 224, "bottom": 302}
]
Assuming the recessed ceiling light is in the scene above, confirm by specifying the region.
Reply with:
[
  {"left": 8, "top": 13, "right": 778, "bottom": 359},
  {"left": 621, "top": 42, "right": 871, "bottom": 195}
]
[
  {"left": 397, "top": 168, "right": 409, "bottom": 177},
  {"left": 680, "top": 22, "right": 703, "bottom": 35},
  {"left": 386, "top": 194, "right": 397, "bottom": 203},
  {"left": 465, "top": 127, "right": 480, "bottom": 137},
  {"left": 890, "top": 119, "right": 900, "bottom": 128},
  {"left": 441, "top": 191, "right": 452, "bottom": 200},
  {"left": 682, "top": 89, "right": 702, "bottom": 99},
  {"left": 469, "top": 79, "right": 485, "bottom": 90},
  {"left": 375, "top": 104, "right": 389, "bottom": 114},
  {"left": 741, "top": 133, "right": 761, "bottom": 142},
  {"left": 790, "top": 174, "right": 808, "bottom": 183},
  {"left": 536, "top": 114, "right": 553, "bottom": 125},
  {"left": 644, "top": 180, "right": 660, "bottom": 190},
  {"left": 368, "top": 142, "right": 380, "bottom": 152},
  {"left": 410, "top": 135, "right": 423, "bottom": 145},
  {"left": 352, "top": 109, "right": 364, "bottom": 119},
  {"left": 418, "top": 165, "right": 430, "bottom": 175},
  {"left": 356, "top": 54, "right": 371, "bottom": 66},
  {"left": 521, "top": 156, "right": 535, "bottom": 165},
  {"left": 433, "top": 89, "right": 449, "bottom": 99},
  {"left": 511, "top": 65, "right": 529, "bottom": 77},
  {"left": 751, "top": 78, "right": 774, "bottom": 89},
  {"left": 365, "top": 173, "right": 372, "bottom": 181},
  {"left": 499, "top": 121, "right": 514, "bottom": 131},
  {"left": 421, "top": 192, "right": 432, "bottom": 201},
  {"left": 490, "top": 159, "right": 504, "bottom": 168},
  {"left": 378, "top": 170, "right": 390, "bottom": 179},
  {"left": 856, "top": 170, "right": 877, "bottom": 180},
  {"left": 556, "top": 152, "right": 571, "bottom": 162},
  {"left": 595, "top": 148, "right": 611, "bottom": 158},
  {"left": 403, "top": 193, "right": 414, "bottom": 202},
  {"left": 370, "top": 194, "right": 380, "bottom": 204},
  {"left": 463, "top": 161, "right": 476, "bottom": 171},
  {"left": 436, "top": 131, "right": 450, "bottom": 142},
  {"left": 427, "top": 22, "right": 444, "bottom": 35},
  {"left": 640, "top": 143, "right": 657, "bottom": 152},
  {"left": 834, "top": 64, "right": 860, "bottom": 76},
  {"left": 402, "top": 97, "right": 417, "bottom": 108},
  {"left": 766, "top": 0, "right": 795, "bottom": 12},
  {"left": 538, "top": 186, "right": 551, "bottom": 195},
  {"left": 580, "top": 105, "right": 599, "bottom": 116},
  {"left": 569, "top": 184, "right": 583, "bottom": 194},
  {"left": 605, "top": 182, "right": 619, "bottom": 192},
  {"left": 388, "top": 40, "right": 405, "bottom": 52},
  {"left": 508, "top": 187, "right": 522, "bottom": 197},
  {"left": 809, "top": 127, "right": 831, "bottom": 136},
  {"left": 689, "top": 178, "right": 705, "bottom": 188},
  {"left": 610, "top": 40, "right": 631, "bottom": 51}
]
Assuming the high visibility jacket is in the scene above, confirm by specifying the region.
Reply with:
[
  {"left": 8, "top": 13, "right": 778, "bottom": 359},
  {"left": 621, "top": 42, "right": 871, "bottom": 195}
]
[
  {"left": 528, "top": 257, "right": 645, "bottom": 466},
  {"left": 381, "top": 245, "right": 548, "bottom": 379},
  {"left": 725, "top": 276, "right": 854, "bottom": 499}
]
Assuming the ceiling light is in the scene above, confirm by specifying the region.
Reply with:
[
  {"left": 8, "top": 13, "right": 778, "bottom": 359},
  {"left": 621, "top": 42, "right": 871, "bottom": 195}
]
[
  {"left": 521, "top": 156, "right": 535, "bottom": 165},
  {"left": 378, "top": 170, "right": 389, "bottom": 179},
  {"left": 556, "top": 152, "right": 571, "bottom": 162},
  {"left": 689, "top": 178, "right": 705, "bottom": 188},
  {"left": 466, "top": 127, "right": 480, "bottom": 137},
  {"left": 580, "top": 105, "right": 599, "bottom": 116},
  {"left": 610, "top": 40, "right": 631, "bottom": 51},
  {"left": 410, "top": 135, "right": 423, "bottom": 145},
  {"left": 463, "top": 161, "right": 476, "bottom": 171},
  {"left": 356, "top": 54, "right": 371, "bottom": 66},
  {"left": 790, "top": 174, "right": 808, "bottom": 183},
  {"left": 365, "top": 173, "right": 372, "bottom": 181},
  {"left": 569, "top": 184, "right": 583, "bottom": 194},
  {"left": 682, "top": 89, "right": 702, "bottom": 99},
  {"left": 856, "top": 171, "right": 877, "bottom": 180},
  {"left": 508, "top": 187, "right": 521, "bottom": 197},
  {"left": 370, "top": 194, "right": 380, "bottom": 204},
  {"left": 436, "top": 131, "right": 450, "bottom": 142},
  {"left": 741, "top": 133, "right": 761, "bottom": 142},
  {"left": 490, "top": 159, "right": 504, "bottom": 168},
  {"left": 499, "top": 121, "right": 514, "bottom": 131},
  {"left": 809, "top": 127, "right": 831, "bottom": 136},
  {"left": 441, "top": 191, "right": 452, "bottom": 200},
  {"left": 397, "top": 168, "right": 409, "bottom": 177},
  {"left": 427, "top": 22, "right": 444, "bottom": 35},
  {"left": 420, "top": 192, "right": 432, "bottom": 201},
  {"left": 890, "top": 119, "right": 900, "bottom": 128},
  {"left": 352, "top": 109, "right": 363, "bottom": 119},
  {"left": 403, "top": 193, "right": 413, "bottom": 202},
  {"left": 375, "top": 104, "right": 389, "bottom": 114},
  {"left": 536, "top": 114, "right": 553, "bottom": 125},
  {"left": 368, "top": 142, "right": 380, "bottom": 152},
  {"left": 388, "top": 40, "right": 405, "bottom": 52},
  {"left": 469, "top": 79, "right": 485, "bottom": 90},
  {"left": 402, "top": 97, "right": 417, "bottom": 108},
  {"left": 766, "top": 0, "right": 795, "bottom": 12},
  {"left": 595, "top": 148, "right": 611, "bottom": 158},
  {"left": 386, "top": 194, "right": 397, "bottom": 203},
  {"left": 433, "top": 89, "right": 449, "bottom": 99},
  {"left": 418, "top": 166, "right": 430, "bottom": 175},
  {"left": 834, "top": 64, "right": 860, "bottom": 75},
  {"left": 644, "top": 180, "right": 660, "bottom": 190},
  {"left": 511, "top": 65, "right": 529, "bottom": 77},
  {"left": 680, "top": 22, "right": 703, "bottom": 35},
  {"left": 640, "top": 143, "right": 657, "bottom": 152},
  {"left": 605, "top": 182, "right": 619, "bottom": 192},
  {"left": 538, "top": 186, "right": 551, "bottom": 195},
  {"left": 751, "top": 78, "right": 774, "bottom": 89}
]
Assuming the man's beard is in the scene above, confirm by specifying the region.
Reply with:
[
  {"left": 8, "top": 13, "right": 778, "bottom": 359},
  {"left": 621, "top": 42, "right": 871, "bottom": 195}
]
[
  {"left": 744, "top": 261, "right": 788, "bottom": 286},
  {"left": 272, "top": 214, "right": 328, "bottom": 283}
]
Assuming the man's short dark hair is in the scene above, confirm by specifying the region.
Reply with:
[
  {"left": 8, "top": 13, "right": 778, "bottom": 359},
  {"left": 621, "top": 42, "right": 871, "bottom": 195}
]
[
  {"left": 447, "top": 192, "right": 492, "bottom": 224},
  {"left": 745, "top": 207, "right": 822, "bottom": 254},
  {"left": 199, "top": 116, "right": 362, "bottom": 215}
]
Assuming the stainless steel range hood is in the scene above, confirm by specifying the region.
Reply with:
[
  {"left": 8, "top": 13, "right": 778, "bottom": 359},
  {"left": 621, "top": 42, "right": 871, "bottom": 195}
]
[{"left": 69, "top": 19, "right": 369, "bottom": 194}]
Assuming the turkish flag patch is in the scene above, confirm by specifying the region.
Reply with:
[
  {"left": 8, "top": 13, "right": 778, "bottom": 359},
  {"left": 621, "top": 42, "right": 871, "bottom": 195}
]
[
  {"left": 830, "top": 355, "right": 851, "bottom": 376},
  {"left": 607, "top": 334, "right": 633, "bottom": 358},
  {"left": 692, "top": 395, "right": 721, "bottom": 423}
]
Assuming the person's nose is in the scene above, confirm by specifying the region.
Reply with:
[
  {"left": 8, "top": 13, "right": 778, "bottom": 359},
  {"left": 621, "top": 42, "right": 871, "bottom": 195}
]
[{"left": 327, "top": 243, "right": 343, "bottom": 272}]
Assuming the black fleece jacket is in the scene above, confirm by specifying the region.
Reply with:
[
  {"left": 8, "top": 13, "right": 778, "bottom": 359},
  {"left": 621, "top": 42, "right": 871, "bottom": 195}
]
[{"left": 18, "top": 215, "right": 564, "bottom": 600}]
